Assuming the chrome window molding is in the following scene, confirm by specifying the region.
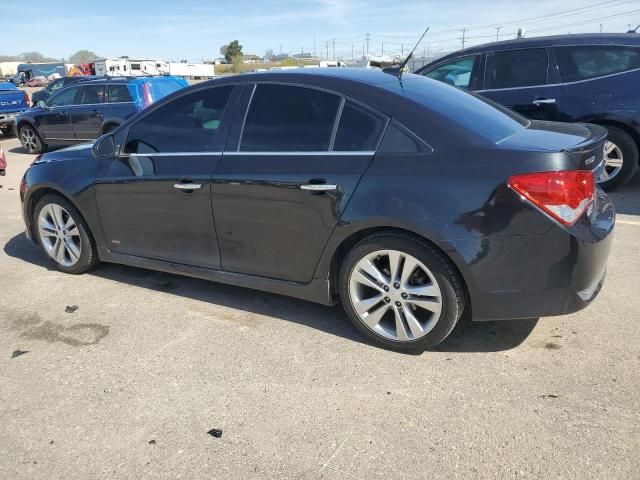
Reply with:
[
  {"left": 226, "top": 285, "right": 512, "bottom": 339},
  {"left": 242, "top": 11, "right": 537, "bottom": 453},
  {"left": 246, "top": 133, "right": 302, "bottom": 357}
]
[
  {"left": 126, "top": 151, "right": 224, "bottom": 157},
  {"left": 224, "top": 151, "right": 376, "bottom": 156}
]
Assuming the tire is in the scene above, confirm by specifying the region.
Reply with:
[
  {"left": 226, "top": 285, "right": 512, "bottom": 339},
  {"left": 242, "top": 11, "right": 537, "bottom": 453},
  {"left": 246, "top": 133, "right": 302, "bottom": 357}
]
[
  {"left": 597, "top": 126, "right": 638, "bottom": 190},
  {"left": 33, "top": 194, "right": 99, "bottom": 274},
  {"left": 19, "top": 124, "right": 47, "bottom": 155},
  {"left": 339, "top": 233, "right": 466, "bottom": 353}
]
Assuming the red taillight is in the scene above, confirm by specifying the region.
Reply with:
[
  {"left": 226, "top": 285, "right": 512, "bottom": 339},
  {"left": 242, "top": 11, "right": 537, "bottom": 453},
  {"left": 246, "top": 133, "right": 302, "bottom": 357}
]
[
  {"left": 23, "top": 90, "right": 30, "bottom": 108},
  {"left": 507, "top": 170, "right": 595, "bottom": 227},
  {"left": 142, "top": 82, "right": 153, "bottom": 109}
]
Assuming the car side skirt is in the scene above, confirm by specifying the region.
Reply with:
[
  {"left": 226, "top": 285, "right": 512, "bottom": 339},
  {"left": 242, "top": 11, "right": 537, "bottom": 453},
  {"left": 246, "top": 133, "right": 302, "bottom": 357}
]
[{"left": 99, "top": 249, "right": 336, "bottom": 306}]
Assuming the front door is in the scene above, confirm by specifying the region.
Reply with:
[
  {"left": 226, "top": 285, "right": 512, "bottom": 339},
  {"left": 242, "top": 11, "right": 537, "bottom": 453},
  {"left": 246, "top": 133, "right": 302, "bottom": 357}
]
[
  {"left": 38, "top": 85, "right": 80, "bottom": 140},
  {"left": 212, "top": 83, "right": 387, "bottom": 283},
  {"left": 478, "top": 47, "right": 563, "bottom": 121},
  {"left": 94, "top": 84, "right": 238, "bottom": 268}
]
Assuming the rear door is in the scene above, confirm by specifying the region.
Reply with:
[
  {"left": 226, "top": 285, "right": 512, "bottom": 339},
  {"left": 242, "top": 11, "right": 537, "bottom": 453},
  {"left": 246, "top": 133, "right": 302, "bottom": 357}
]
[
  {"left": 71, "top": 83, "right": 108, "bottom": 141},
  {"left": 38, "top": 85, "right": 80, "bottom": 140},
  {"left": 212, "top": 83, "right": 387, "bottom": 283},
  {"left": 478, "top": 48, "right": 563, "bottom": 120}
]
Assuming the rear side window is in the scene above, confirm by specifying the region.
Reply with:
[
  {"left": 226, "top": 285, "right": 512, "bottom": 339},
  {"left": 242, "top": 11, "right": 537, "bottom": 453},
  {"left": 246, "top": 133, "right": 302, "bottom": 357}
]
[
  {"left": 485, "top": 48, "right": 548, "bottom": 89},
  {"left": 124, "top": 86, "right": 234, "bottom": 154},
  {"left": 378, "top": 122, "right": 430, "bottom": 153},
  {"left": 333, "top": 102, "right": 385, "bottom": 151},
  {"left": 109, "top": 84, "right": 133, "bottom": 102},
  {"left": 78, "top": 84, "right": 107, "bottom": 104},
  {"left": 423, "top": 55, "right": 477, "bottom": 89},
  {"left": 556, "top": 45, "right": 640, "bottom": 82},
  {"left": 240, "top": 84, "right": 341, "bottom": 151}
]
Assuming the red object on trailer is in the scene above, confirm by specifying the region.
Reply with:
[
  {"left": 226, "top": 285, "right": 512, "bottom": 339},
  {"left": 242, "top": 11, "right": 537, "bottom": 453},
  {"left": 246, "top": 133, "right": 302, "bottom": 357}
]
[{"left": 0, "top": 146, "right": 7, "bottom": 176}]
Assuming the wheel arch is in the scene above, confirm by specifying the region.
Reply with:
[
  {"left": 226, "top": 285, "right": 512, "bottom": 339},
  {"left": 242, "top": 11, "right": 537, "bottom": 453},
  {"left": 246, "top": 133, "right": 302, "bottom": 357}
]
[
  {"left": 324, "top": 225, "right": 472, "bottom": 314},
  {"left": 580, "top": 118, "right": 640, "bottom": 160}
]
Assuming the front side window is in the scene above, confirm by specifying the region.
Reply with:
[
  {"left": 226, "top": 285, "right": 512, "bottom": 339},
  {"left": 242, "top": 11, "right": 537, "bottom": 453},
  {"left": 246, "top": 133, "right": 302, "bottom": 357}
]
[
  {"left": 47, "top": 87, "right": 79, "bottom": 107},
  {"left": 485, "top": 48, "right": 548, "bottom": 89},
  {"left": 78, "top": 84, "right": 107, "bottom": 105},
  {"left": 333, "top": 101, "right": 385, "bottom": 151},
  {"left": 556, "top": 45, "right": 640, "bottom": 82},
  {"left": 124, "top": 85, "right": 234, "bottom": 154},
  {"left": 423, "top": 55, "right": 477, "bottom": 89},
  {"left": 240, "top": 84, "right": 341, "bottom": 151}
]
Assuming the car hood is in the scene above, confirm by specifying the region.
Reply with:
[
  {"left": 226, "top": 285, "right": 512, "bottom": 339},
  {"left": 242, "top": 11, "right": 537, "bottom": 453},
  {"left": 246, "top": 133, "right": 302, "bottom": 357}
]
[{"left": 33, "top": 142, "right": 95, "bottom": 164}]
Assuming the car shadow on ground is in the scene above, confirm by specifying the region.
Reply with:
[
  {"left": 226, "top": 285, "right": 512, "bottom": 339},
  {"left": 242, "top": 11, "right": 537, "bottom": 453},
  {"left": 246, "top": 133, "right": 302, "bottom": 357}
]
[
  {"left": 4, "top": 232, "right": 538, "bottom": 354},
  {"left": 607, "top": 173, "right": 640, "bottom": 216}
]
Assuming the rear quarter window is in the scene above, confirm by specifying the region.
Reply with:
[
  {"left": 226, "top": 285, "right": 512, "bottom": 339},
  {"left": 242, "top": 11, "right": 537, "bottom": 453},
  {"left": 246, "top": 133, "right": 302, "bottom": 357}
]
[{"left": 556, "top": 45, "right": 640, "bottom": 82}]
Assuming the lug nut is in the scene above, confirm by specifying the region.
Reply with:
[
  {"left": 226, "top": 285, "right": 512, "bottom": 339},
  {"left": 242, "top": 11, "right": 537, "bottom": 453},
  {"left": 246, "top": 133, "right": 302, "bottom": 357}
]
[
  {"left": 395, "top": 301, "right": 402, "bottom": 307},
  {"left": 401, "top": 293, "right": 408, "bottom": 299},
  {"left": 384, "top": 297, "right": 390, "bottom": 303},
  {"left": 393, "top": 283, "right": 400, "bottom": 289},
  {"left": 383, "top": 285, "right": 389, "bottom": 292}
]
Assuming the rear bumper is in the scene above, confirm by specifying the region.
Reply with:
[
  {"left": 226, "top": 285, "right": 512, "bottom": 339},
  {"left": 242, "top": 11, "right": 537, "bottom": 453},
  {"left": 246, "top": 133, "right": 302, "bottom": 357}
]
[{"left": 454, "top": 189, "right": 615, "bottom": 321}]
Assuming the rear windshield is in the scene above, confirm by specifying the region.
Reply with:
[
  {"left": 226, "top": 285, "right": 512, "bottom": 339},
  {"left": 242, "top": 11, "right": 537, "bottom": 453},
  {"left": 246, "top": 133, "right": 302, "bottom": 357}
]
[{"left": 386, "top": 75, "right": 529, "bottom": 143}]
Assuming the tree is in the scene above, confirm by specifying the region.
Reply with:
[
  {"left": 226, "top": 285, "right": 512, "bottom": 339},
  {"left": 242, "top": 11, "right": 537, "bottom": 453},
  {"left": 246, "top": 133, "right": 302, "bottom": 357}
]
[
  {"left": 20, "top": 51, "right": 47, "bottom": 63},
  {"left": 222, "top": 40, "right": 243, "bottom": 63},
  {"left": 219, "top": 44, "right": 229, "bottom": 57},
  {"left": 68, "top": 50, "right": 100, "bottom": 64},
  {"left": 264, "top": 49, "right": 275, "bottom": 60}
]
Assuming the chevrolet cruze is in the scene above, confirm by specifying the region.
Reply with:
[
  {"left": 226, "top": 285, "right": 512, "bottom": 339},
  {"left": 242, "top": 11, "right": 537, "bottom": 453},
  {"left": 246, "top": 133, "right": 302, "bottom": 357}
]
[{"left": 20, "top": 69, "right": 614, "bottom": 352}]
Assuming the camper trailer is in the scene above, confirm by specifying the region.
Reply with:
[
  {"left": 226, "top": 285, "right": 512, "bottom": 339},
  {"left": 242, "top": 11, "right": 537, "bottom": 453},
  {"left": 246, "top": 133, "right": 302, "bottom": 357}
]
[
  {"left": 93, "top": 59, "right": 130, "bottom": 76},
  {"left": 168, "top": 62, "right": 215, "bottom": 79}
]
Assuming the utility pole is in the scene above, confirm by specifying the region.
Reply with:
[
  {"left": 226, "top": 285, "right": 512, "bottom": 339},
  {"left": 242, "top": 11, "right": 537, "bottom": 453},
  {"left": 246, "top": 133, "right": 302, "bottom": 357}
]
[
  {"left": 382, "top": 42, "right": 384, "bottom": 56},
  {"left": 332, "top": 38, "right": 335, "bottom": 59},
  {"left": 351, "top": 44, "right": 354, "bottom": 61},
  {"left": 401, "top": 44, "right": 404, "bottom": 57},
  {"left": 365, "top": 32, "right": 370, "bottom": 56},
  {"left": 496, "top": 26, "right": 501, "bottom": 41},
  {"left": 314, "top": 33, "right": 316, "bottom": 58},
  {"left": 326, "top": 41, "right": 329, "bottom": 59},
  {"left": 461, "top": 28, "right": 467, "bottom": 49}
]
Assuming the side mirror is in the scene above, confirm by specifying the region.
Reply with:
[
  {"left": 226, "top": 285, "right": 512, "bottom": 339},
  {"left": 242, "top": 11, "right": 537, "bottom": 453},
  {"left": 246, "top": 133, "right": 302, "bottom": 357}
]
[
  {"left": 93, "top": 134, "right": 116, "bottom": 158},
  {"left": 37, "top": 100, "right": 47, "bottom": 109}
]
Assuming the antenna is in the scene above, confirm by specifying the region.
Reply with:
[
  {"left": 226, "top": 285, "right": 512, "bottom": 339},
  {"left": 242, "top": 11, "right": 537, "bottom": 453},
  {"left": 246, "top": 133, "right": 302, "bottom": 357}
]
[
  {"left": 627, "top": 24, "right": 640, "bottom": 33},
  {"left": 394, "top": 27, "right": 430, "bottom": 78}
]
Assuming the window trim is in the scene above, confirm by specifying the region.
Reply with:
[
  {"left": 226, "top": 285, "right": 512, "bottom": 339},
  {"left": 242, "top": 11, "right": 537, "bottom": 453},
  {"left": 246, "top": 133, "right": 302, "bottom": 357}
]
[
  {"left": 236, "top": 81, "right": 388, "bottom": 154},
  {"left": 482, "top": 47, "right": 550, "bottom": 92},
  {"left": 46, "top": 85, "right": 81, "bottom": 108}
]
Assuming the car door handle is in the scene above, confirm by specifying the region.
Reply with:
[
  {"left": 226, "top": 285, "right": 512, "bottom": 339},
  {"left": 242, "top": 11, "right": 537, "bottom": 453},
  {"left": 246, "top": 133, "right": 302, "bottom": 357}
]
[
  {"left": 532, "top": 98, "right": 556, "bottom": 105},
  {"left": 174, "top": 182, "right": 202, "bottom": 190},
  {"left": 300, "top": 184, "right": 337, "bottom": 191}
]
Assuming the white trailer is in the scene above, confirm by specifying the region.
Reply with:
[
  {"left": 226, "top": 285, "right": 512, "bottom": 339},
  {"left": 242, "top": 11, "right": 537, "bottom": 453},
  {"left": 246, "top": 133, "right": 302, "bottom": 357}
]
[
  {"left": 0, "top": 62, "right": 22, "bottom": 77},
  {"left": 168, "top": 62, "right": 215, "bottom": 78},
  {"left": 94, "top": 59, "right": 130, "bottom": 76}
]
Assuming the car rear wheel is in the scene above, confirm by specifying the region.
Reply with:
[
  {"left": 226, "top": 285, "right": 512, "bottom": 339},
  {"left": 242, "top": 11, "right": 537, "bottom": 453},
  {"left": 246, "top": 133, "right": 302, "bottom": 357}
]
[
  {"left": 33, "top": 194, "right": 99, "bottom": 274},
  {"left": 19, "top": 124, "right": 47, "bottom": 154},
  {"left": 597, "top": 126, "right": 638, "bottom": 190},
  {"left": 339, "top": 233, "right": 465, "bottom": 353}
]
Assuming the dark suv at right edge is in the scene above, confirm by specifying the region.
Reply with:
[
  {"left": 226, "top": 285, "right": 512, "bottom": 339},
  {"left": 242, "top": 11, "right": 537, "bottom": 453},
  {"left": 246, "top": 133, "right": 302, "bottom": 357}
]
[{"left": 416, "top": 33, "right": 640, "bottom": 189}]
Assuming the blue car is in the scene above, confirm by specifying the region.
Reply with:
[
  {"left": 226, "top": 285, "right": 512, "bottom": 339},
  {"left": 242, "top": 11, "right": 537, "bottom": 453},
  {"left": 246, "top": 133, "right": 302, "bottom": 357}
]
[
  {"left": 15, "top": 76, "right": 188, "bottom": 154},
  {"left": 416, "top": 33, "right": 640, "bottom": 189}
]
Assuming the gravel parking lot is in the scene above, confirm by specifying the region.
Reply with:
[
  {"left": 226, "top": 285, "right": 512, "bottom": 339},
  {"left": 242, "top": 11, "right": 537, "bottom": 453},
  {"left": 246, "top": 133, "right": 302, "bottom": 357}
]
[{"left": 0, "top": 134, "right": 639, "bottom": 479}]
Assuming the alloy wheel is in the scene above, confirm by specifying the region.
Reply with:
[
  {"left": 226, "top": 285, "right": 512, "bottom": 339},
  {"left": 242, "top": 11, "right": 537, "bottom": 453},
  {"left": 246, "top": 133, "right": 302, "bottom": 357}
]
[
  {"left": 38, "top": 203, "right": 82, "bottom": 267},
  {"left": 20, "top": 128, "right": 37, "bottom": 153},
  {"left": 348, "top": 249, "right": 443, "bottom": 342},
  {"left": 599, "top": 140, "right": 624, "bottom": 182}
]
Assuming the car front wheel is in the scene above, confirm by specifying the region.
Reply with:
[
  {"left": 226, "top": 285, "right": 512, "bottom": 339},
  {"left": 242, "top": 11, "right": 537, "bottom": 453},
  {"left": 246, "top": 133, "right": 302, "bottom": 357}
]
[
  {"left": 339, "top": 233, "right": 466, "bottom": 353},
  {"left": 19, "top": 125, "right": 47, "bottom": 154},
  {"left": 597, "top": 126, "right": 638, "bottom": 190},
  {"left": 33, "top": 194, "right": 99, "bottom": 274}
]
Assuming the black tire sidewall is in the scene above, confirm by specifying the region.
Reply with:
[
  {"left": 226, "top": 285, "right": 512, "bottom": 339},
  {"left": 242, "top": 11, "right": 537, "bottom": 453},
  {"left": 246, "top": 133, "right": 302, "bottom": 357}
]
[
  {"left": 33, "top": 194, "right": 97, "bottom": 274},
  {"left": 339, "top": 234, "right": 465, "bottom": 353},
  {"left": 598, "top": 126, "right": 639, "bottom": 190}
]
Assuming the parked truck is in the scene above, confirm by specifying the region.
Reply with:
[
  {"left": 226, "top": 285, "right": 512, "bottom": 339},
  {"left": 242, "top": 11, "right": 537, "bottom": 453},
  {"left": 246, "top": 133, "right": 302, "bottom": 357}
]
[{"left": 0, "top": 82, "right": 29, "bottom": 137}]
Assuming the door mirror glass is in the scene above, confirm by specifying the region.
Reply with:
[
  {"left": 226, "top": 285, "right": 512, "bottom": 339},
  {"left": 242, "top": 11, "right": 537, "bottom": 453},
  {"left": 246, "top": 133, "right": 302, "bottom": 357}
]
[{"left": 93, "top": 134, "right": 116, "bottom": 158}]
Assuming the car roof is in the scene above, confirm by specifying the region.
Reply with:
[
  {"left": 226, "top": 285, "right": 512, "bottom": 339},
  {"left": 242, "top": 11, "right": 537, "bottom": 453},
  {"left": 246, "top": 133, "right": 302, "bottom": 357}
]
[
  {"left": 433, "top": 33, "right": 640, "bottom": 61},
  {"left": 223, "top": 67, "right": 404, "bottom": 86}
]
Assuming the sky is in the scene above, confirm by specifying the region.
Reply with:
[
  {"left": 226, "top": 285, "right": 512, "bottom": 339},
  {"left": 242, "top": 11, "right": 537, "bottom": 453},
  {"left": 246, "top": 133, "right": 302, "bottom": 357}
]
[{"left": 1, "top": 0, "right": 639, "bottom": 61}]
